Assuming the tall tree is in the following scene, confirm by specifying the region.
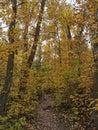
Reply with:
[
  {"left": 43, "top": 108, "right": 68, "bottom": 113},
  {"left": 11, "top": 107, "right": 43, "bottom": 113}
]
[
  {"left": 89, "top": 1, "right": 98, "bottom": 129},
  {"left": 27, "top": 0, "right": 46, "bottom": 68},
  {"left": 0, "top": 0, "right": 17, "bottom": 115}
]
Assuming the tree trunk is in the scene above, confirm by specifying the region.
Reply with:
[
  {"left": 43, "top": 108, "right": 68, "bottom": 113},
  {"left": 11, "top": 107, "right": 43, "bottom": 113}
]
[
  {"left": 92, "top": 8, "right": 98, "bottom": 129},
  {"left": 27, "top": 0, "right": 46, "bottom": 68},
  {"left": 66, "top": 24, "right": 72, "bottom": 50},
  {"left": 0, "top": 0, "right": 17, "bottom": 116},
  {"left": 92, "top": 43, "right": 98, "bottom": 129}
]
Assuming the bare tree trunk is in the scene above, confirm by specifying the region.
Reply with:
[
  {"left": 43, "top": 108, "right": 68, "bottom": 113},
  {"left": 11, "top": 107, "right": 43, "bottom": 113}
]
[
  {"left": 0, "top": 0, "right": 17, "bottom": 116},
  {"left": 27, "top": 0, "right": 46, "bottom": 68}
]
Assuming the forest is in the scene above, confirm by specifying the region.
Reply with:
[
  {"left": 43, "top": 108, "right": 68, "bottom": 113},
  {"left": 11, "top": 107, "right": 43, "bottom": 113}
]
[{"left": 0, "top": 0, "right": 98, "bottom": 130}]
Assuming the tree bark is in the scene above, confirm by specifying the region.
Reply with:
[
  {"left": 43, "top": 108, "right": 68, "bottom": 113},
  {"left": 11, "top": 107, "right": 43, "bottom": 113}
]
[
  {"left": 92, "top": 43, "right": 98, "bottom": 129},
  {"left": 0, "top": 0, "right": 17, "bottom": 116},
  {"left": 27, "top": 0, "right": 46, "bottom": 68},
  {"left": 92, "top": 8, "right": 98, "bottom": 129}
]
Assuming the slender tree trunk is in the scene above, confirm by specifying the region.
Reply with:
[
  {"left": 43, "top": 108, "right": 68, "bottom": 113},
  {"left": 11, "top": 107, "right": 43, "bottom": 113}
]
[
  {"left": 66, "top": 24, "right": 72, "bottom": 50},
  {"left": 67, "top": 24, "right": 71, "bottom": 39},
  {"left": 0, "top": 0, "right": 17, "bottom": 116},
  {"left": 91, "top": 8, "right": 98, "bottom": 129},
  {"left": 27, "top": 0, "right": 46, "bottom": 68},
  {"left": 92, "top": 43, "right": 98, "bottom": 129},
  {"left": 92, "top": 43, "right": 98, "bottom": 130}
]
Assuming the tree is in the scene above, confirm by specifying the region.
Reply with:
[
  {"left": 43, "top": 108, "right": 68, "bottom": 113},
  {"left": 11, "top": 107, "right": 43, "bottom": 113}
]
[
  {"left": 0, "top": 0, "right": 96, "bottom": 129},
  {"left": 27, "top": 0, "right": 46, "bottom": 68},
  {"left": 87, "top": 0, "right": 98, "bottom": 128},
  {"left": 0, "top": 0, "right": 17, "bottom": 115}
]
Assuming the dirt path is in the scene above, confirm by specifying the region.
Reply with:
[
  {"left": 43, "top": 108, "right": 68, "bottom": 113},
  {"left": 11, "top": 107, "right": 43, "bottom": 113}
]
[
  {"left": 32, "top": 94, "right": 68, "bottom": 130},
  {"left": 26, "top": 93, "right": 97, "bottom": 130}
]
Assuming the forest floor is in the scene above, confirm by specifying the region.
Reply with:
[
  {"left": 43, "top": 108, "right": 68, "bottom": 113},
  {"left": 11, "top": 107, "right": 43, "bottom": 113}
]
[{"left": 27, "top": 93, "right": 69, "bottom": 130}]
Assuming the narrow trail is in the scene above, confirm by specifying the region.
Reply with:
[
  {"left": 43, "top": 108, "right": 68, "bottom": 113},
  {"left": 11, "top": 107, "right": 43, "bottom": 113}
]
[{"left": 32, "top": 93, "right": 68, "bottom": 130}]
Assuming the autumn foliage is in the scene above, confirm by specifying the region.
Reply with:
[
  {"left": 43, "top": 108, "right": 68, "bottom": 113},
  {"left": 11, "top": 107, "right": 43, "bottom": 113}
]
[{"left": 0, "top": 0, "right": 98, "bottom": 129}]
